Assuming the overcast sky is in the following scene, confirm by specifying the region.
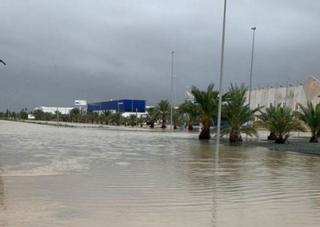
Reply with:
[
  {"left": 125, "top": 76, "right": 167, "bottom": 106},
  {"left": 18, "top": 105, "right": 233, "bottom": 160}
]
[{"left": 0, "top": 0, "right": 320, "bottom": 111}]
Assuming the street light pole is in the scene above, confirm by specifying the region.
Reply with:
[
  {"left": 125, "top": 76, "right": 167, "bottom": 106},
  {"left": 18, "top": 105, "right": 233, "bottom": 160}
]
[
  {"left": 248, "top": 27, "right": 256, "bottom": 108},
  {"left": 170, "top": 50, "right": 175, "bottom": 130},
  {"left": 216, "top": 0, "right": 227, "bottom": 149}
]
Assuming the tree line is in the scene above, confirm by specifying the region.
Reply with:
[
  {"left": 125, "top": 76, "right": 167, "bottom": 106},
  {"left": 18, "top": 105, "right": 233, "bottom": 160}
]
[{"left": 1, "top": 83, "right": 320, "bottom": 144}]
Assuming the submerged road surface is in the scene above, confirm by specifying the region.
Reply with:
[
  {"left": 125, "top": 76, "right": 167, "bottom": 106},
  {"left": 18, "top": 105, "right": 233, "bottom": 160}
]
[{"left": 1, "top": 120, "right": 320, "bottom": 226}]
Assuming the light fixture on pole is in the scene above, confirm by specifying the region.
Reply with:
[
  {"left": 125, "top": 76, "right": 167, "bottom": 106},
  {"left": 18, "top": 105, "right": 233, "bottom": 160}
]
[
  {"left": 248, "top": 26, "right": 256, "bottom": 108},
  {"left": 170, "top": 50, "right": 175, "bottom": 130},
  {"left": 216, "top": 0, "right": 227, "bottom": 149},
  {"left": 0, "top": 59, "right": 6, "bottom": 66}
]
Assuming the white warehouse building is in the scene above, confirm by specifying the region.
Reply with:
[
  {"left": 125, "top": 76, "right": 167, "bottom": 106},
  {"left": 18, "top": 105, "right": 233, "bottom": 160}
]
[
  {"left": 33, "top": 106, "right": 74, "bottom": 115},
  {"left": 247, "top": 76, "right": 320, "bottom": 110}
]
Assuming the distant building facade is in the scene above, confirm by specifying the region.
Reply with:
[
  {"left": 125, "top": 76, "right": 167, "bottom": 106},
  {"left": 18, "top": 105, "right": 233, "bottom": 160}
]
[
  {"left": 183, "top": 76, "right": 320, "bottom": 110},
  {"left": 33, "top": 106, "right": 74, "bottom": 115},
  {"left": 87, "top": 99, "right": 146, "bottom": 113},
  {"left": 247, "top": 76, "right": 320, "bottom": 110}
]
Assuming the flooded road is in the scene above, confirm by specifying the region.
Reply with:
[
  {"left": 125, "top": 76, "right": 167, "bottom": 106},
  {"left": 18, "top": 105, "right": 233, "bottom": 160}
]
[{"left": 1, "top": 120, "right": 320, "bottom": 226}]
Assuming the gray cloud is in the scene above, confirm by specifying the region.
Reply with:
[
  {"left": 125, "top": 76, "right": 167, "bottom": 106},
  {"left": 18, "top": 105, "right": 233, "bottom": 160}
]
[{"left": 0, "top": 0, "right": 319, "bottom": 111}]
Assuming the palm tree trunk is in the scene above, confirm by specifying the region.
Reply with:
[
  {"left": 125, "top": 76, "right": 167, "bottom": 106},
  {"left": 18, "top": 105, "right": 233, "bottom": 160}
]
[
  {"left": 309, "top": 136, "right": 318, "bottom": 143},
  {"left": 199, "top": 127, "right": 210, "bottom": 140},
  {"left": 310, "top": 131, "right": 318, "bottom": 143},
  {"left": 229, "top": 127, "right": 242, "bottom": 144},
  {"left": 267, "top": 132, "right": 277, "bottom": 140},
  {"left": 161, "top": 121, "right": 166, "bottom": 129},
  {"left": 275, "top": 135, "right": 285, "bottom": 144}
]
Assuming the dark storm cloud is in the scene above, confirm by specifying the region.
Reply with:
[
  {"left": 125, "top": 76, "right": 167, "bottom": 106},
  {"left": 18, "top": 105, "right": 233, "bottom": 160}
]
[{"left": 0, "top": 0, "right": 320, "bottom": 110}]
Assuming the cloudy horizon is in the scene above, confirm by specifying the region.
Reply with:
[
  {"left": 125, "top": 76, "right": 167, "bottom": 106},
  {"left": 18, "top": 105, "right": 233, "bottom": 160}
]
[{"left": 1, "top": 0, "right": 320, "bottom": 111}]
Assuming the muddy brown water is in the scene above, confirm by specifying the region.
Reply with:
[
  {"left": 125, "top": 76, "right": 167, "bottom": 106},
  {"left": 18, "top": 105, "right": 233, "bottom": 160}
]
[{"left": 1, "top": 120, "right": 320, "bottom": 226}]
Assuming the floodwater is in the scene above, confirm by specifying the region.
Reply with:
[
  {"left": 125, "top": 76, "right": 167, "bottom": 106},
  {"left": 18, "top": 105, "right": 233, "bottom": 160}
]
[{"left": 1, "top": 121, "right": 320, "bottom": 227}]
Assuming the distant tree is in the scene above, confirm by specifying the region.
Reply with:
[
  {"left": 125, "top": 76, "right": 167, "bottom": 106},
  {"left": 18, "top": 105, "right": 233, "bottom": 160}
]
[
  {"left": 128, "top": 114, "right": 137, "bottom": 127},
  {"left": 70, "top": 108, "right": 81, "bottom": 122},
  {"left": 157, "top": 100, "right": 170, "bottom": 129},
  {"left": 102, "top": 111, "right": 112, "bottom": 125},
  {"left": 137, "top": 116, "right": 145, "bottom": 127},
  {"left": 5, "top": 109, "right": 10, "bottom": 119},
  {"left": 146, "top": 107, "right": 159, "bottom": 128},
  {"left": 19, "top": 109, "right": 28, "bottom": 120},
  {"left": 33, "top": 109, "right": 44, "bottom": 120},
  {"left": 110, "top": 112, "right": 121, "bottom": 125},
  {"left": 11, "top": 112, "right": 17, "bottom": 120},
  {"left": 179, "top": 101, "right": 199, "bottom": 131}
]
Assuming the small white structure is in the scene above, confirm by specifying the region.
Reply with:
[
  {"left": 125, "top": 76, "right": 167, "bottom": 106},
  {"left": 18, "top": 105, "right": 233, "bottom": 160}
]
[
  {"left": 74, "top": 100, "right": 87, "bottom": 106},
  {"left": 247, "top": 76, "right": 320, "bottom": 110},
  {"left": 121, "top": 112, "right": 147, "bottom": 118},
  {"left": 27, "top": 114, "right": 35, "bottom": 120},
  {"left": 185, "top": 87, "right": 194, "bottom": 102},
  {"left": 74, "top": 100, "right": 87, "bottom": 112},
  {"left": 33, "top": 106, "right": 74, "bottom": 115}
]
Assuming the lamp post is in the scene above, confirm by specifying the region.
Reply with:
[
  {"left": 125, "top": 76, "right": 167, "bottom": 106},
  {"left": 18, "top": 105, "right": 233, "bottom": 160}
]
[
  {"left": 117, "top": 102, "right": 123, "bottom": 113},
  {"left": 248, "top": 27, "right": 256, "bottom": 108},
  {"left": 0, "top": 59, "right": 6, "bottom": 114},
  {"left": 170, "top": 50, "right": 175, "bottom": 130},
  {"left": 216, "top": 0, "right": 227, "bottom": 149}
]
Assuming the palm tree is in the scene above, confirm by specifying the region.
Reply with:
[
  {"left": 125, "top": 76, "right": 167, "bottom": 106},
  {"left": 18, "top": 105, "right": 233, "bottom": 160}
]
[
  {"left": 157, "top": 100, "right": 170, "bottom": 128},
  {"left": 173, "top": 110, "right": 180, "bottom": 129},
  {"left": 70, "top": 108, "right": 80, "bottom": 122},
  {"left": 110, "top": 112, "right": 121, "bottom": 125},
  {"left": 256, "top": 104, "right": 277, "bottom": 140},
  {"left": 296, "top": 102, "right": 320, "bottom": 143},
  {"left": 191, "top": 84, "right": 218, "bottom": 140},
  {"left": 223, "top": 84, "right": 260, "bottom": 144},
  {"left": 146, "top": 107, "right": 159, "bottom": 128},
  {"left": 179, "top": 101, "right": 199, "bottom": 131},
  {"left": 128, "top": 114, "right": 137, "bottom": 127},
  {"left": 256, "top": 104, "right": 305, "bottom": 144},
  {"left": 102, "top": 111, "right": 112, "bottom": 125},
  {"left": 33, "top": 109, "right": 44, "bottom": 120}
]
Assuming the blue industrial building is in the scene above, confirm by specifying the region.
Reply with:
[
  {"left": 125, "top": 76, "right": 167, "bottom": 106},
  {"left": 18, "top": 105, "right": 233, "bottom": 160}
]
[{"left": 87, "top": 99, "right": 146, "bottom": 113}]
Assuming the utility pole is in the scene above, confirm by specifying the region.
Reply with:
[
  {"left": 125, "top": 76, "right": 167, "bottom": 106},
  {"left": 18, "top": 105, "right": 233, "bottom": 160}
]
[
  {"left": 216, "top": 0, "right": 228, "bottom": 150},
  {"left": 170, "top": 50, "right": 175, "bottom": 130},
  {"left": 0, "top": 59, "right": 6, "bottom": 66},
  {"left": 56, "top": 107, "right": 59, "bottom": 126},
  {"left": 248, "top": 27, "right": 257, "bottom": 108}
]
